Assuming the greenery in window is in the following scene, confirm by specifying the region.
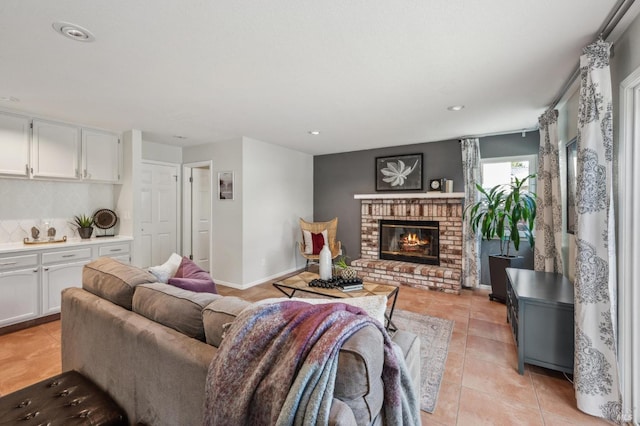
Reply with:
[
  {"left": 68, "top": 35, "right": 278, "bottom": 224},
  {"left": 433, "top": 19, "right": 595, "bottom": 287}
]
[{"left": 464, "top": 174, "right": 537, "bottom": 256}]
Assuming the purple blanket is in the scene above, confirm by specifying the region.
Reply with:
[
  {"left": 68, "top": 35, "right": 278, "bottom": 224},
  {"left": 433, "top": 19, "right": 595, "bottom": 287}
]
[{"left": 202, "top": 300, "right": 419, "bottom": 425}]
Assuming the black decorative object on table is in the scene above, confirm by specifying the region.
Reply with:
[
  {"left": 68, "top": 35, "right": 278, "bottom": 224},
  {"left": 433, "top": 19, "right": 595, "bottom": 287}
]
[{"left": 309, "top": 277, "right": 363, "bottom": 291}]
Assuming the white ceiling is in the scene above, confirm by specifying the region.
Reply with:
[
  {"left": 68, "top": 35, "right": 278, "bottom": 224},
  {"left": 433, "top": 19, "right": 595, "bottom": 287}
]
[{"left": 0, "top": 1, "right": 621, "bottom": 155}]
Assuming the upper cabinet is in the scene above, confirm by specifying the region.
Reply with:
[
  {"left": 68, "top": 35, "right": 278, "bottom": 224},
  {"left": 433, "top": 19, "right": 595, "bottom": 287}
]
[
  {"left": 0, "top": 111, "right": 122, "bottom": 183},
  {"left": 82, "top": 129, "right": 121, "bottom": 183},
  {"left": 0, "top": 111, "right": 31, "bottom": 177},
  {"left": 31, "top": 119, "right": 81, "bottom": 179}
]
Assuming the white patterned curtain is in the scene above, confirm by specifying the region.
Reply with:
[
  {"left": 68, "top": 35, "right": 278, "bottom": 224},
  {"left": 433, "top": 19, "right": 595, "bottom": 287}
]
[
  {"left": 461, "top": 138, "right": 481, "bottom": 287},
  {"left": 534, "top": 109, "right": 563, "bottom": 272},
  {"left": 574, "top": 39, "right": 621, "bottom": 423}
]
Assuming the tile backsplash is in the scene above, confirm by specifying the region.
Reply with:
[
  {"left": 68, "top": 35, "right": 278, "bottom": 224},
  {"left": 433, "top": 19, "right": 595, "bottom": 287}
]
[{"left": 0, "top": 179, "right": 114, "bottom": 243}]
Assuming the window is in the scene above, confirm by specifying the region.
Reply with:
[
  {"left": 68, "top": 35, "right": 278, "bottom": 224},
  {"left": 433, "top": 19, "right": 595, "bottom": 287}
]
[{"left": 480, "top": 154, "right": 537, "bottom": 194}]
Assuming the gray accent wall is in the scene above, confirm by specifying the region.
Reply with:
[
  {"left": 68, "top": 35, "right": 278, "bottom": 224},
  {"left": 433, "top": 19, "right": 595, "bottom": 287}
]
[
  {"left": 314, "top": 131, "right": 540, "bottom": 287},
  {"left": 314, "top": 139, "right": 462, "bottom": 260}
]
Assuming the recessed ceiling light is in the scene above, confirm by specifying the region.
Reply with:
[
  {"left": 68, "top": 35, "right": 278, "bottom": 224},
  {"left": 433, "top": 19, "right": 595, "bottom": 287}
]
[
  {"left": 447, "top": 105, "right": 465, "bottom": 111},
  {"left": 52, "top": 22, "right": 95, "bottom": 42},
  {"left": 308, "top": 131, "right": 321, "bottom": 136},
  {"left": 0, "top": 96, "right": 19, "bottom": 102}
]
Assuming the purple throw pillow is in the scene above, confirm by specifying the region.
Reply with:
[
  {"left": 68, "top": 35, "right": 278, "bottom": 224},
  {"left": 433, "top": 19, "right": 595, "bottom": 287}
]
[
  {"left": 170, "top": 257, "right": 217, "bottom": 293},
  {"left": 168, "top": 277, "right": 218, "bottom": 294}
]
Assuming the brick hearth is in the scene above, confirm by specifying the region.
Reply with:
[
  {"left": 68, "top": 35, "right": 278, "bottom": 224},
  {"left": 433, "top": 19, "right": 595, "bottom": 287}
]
[{"left": 351, "top": 193, "right": 464, "bottom": 294}]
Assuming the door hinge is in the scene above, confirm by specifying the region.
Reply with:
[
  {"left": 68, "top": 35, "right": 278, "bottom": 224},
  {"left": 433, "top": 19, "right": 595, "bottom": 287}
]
[
  {"left": 189, "top": 254, "right": 193, "bottom": 260},
  {"left": 30, "top": 122, "right": 33, "bottom": 129},
  {"left": 189, "top": 176, "right": 193, "bottom": 183}
]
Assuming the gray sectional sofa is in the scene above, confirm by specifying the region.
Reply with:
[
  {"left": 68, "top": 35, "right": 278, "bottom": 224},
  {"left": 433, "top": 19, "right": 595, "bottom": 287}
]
[{"left": 61, "top": 257, "right": 420, "bottom": 426}]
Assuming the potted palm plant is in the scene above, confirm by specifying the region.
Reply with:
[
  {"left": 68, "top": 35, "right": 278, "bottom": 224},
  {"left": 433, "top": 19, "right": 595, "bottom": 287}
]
[
  {"left": 72, "top": 214, "right": 94, "bottom": 239},
  {"left": 464, "top": 174, "right": 536, "bottom": 302}
]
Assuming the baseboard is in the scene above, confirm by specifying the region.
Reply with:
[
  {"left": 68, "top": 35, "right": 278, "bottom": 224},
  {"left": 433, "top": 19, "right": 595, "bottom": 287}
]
[{"left": 214, "top": 266, "right": 305, "bottom": 290}]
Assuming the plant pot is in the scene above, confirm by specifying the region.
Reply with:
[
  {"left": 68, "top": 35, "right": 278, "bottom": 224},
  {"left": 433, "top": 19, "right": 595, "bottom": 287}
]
[
  {"left": 488, "top": 254, "right": 524, "bottom": 303},
  {"left": 78, "top": 227, "right": 93, "bottom": 239}
]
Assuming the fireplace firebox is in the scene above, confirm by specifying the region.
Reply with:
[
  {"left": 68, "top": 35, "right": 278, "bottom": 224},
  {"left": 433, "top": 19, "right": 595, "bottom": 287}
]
[{"left": 379, "top": 219, "right": 439, "bottom": 265}]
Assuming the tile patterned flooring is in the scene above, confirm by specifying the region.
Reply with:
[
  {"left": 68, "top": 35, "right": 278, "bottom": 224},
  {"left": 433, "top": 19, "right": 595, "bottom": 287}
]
[{"left": 0, "top": 275, "right": 609, "bottom": 425}]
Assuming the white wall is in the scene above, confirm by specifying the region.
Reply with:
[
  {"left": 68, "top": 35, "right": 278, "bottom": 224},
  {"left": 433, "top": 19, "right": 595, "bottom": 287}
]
[
  {"left": 114, "top": 130, "right": 143, "bottom": 264},
  {"left": 182, "top": 137, "right": 313, "bottom": 287},
  {"left": 183, "top": 139, "right": 244, "bottom": 286},
  {"left": 142, "top": 140, "right": 183, "bottom": 163},
  {"left": 242, "top": 137, "right": 313, "bottom": 286}
]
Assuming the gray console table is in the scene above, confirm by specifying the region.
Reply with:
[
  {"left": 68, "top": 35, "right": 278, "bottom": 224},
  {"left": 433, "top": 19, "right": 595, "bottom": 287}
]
[{"left": 506, "top": 268, "right": 574, "bottom": 375}]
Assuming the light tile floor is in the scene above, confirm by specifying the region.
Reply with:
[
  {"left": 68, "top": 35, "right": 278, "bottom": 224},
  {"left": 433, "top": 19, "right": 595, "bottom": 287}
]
[{"left": 0, "top": 275, "right": 609, "bottom": 425}]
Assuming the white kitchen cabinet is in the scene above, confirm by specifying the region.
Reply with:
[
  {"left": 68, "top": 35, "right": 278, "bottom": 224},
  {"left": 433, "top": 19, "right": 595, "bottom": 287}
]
[
  {"left": 0, "top": 237, "right": 132, "bottom": 329},
  {"left": 82, "top": 128, "right": 121, "bottom": 182},
  {"left": 42, "top": 260, "right": 88, "bottom": 315},
  {"left": 0, "top": 111, "right": 31, "bottom": 177},
  {"left": 0, "top": 252, "right": 39, "bottom": 327},
  {"left": 31, "top": 119, "right": 80, "bottom": 179}
]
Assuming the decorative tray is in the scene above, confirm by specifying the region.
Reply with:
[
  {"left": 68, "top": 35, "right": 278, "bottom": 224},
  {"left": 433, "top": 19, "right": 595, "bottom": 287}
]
[{"left": 24, "top": 236, "right": 68, "bottom": 245}]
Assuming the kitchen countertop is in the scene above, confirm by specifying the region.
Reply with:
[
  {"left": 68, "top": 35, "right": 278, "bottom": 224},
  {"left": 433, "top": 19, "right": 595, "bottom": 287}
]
[{"left": 0, "top": 235, "right": 133, "bottom": 255}]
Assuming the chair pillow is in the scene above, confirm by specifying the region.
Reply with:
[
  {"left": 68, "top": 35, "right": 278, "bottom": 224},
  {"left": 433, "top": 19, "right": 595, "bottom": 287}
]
[
  {"left": 148, "top": 253, "right": 182, "bottom": 283},
  {"left": 302, "top": 229, "right": 328, "bottom": 255}
]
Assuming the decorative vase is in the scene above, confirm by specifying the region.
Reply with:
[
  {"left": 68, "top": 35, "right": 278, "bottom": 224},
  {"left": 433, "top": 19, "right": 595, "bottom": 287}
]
[
  {"left": 340, "top": 266, "right": 357, "bottom": 280},
  {"left": 319, "top": 244, "right": 332, "bottom": 280},
  {"left": 78, "top": 227, "right": 93, "bottom": 239}
]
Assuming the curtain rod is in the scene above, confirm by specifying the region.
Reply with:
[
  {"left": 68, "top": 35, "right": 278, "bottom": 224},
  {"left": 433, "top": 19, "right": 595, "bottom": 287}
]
[
  {"left": 460, "top": 126, "right": 539, "bottom": 141},
  {"left": 550, "top": 0, "right": 635, "bottom": 108}
]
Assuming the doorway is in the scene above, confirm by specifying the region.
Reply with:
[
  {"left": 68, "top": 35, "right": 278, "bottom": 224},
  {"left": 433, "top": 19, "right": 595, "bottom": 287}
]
[
  {"left": 140, "top": 161, "right": 180, "bottom": 268},
  {"left": 183, "top": 161, "right": 213, "bottom": 272}
]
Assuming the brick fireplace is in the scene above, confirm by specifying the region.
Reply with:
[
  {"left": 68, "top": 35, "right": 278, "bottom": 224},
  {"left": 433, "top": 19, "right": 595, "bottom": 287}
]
[{"left": 351, "top": 193, "right": 464, "bottom": 294}]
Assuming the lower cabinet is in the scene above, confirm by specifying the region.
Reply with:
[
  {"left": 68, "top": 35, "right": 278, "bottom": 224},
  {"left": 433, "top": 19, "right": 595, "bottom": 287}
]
[
  {"left": 42, "top": 260, "right": 89, "bottom": 315},
  {"left": 0, "top": 238, "right": 132, "bottom": 328},
  {"left": 0, "top": 268, "right": 39, "bottom": 327}
]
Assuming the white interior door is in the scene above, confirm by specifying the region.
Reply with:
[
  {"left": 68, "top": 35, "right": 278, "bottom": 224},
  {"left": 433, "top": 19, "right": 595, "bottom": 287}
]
[
  {"left": 191, "top": 167, "right": 211, "bottom": 271},
  {"left": 140, "top": 162, "right": 179, "bottom": 268}
]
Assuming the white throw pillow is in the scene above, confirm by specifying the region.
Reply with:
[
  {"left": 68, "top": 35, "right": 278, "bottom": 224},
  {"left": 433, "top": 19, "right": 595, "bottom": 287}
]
[
  {"left": 251, "top": 295, "right": 388, "bottom": 326},
  {"left": 302, "top": 229, "right": 328, "bottom": 254},
  {"left": 148, "top": 253, "right": 183, "bottom": 283}
]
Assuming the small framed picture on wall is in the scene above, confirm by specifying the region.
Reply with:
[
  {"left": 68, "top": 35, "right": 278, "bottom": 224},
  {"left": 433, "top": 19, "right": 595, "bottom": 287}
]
[{"left": 218, "top": 171, "right": 234, "bottom": 200}]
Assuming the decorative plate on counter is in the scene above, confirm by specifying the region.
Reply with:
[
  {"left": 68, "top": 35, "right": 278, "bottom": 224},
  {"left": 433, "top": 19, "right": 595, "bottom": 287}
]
[{"left": 94, "top": 208, "right": 118, "bottom": 230}]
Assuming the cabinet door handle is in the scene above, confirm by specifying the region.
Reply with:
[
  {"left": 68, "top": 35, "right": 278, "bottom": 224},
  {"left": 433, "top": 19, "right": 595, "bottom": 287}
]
[
  {"left": 62, "top": 254, "right": 76, "bottom": 258},
  {"left": 25, "top": 164, "right": 29, "bottom": 176},
  {"left": 44, "top": 267, "right": 49, "bottom": 271},
  {"left": 0, "top": 261, "right": 18, "bottom": 266},
  {"left": 109, "top": 249, "right": 122, "bottom": 252}
]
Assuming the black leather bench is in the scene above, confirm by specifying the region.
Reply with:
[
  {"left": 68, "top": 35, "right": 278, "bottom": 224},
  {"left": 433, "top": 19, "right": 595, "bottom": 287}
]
[{"left": 0, "top": 370, "right": 127, "bottom": 426}]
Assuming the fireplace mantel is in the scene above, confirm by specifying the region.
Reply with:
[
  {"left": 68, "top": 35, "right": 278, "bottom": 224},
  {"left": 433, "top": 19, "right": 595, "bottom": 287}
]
[{"left": 354, "top": 192, "right": 465, "bottom": 200}]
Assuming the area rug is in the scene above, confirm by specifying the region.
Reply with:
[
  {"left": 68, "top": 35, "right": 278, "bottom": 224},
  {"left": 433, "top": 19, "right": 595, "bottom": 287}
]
[{"left": 391, "top": 309, "right": 454, "bottom": 413}]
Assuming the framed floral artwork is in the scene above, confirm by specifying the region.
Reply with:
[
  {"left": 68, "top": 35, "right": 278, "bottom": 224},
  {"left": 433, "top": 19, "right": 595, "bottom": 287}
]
[{"left": 375, "top": 153, "right": 423, "bottom": 191}]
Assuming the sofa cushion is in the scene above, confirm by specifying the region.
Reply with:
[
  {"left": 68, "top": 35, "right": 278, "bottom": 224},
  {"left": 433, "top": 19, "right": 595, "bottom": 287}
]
[
  {"left": 83, "top": 257, "right": 157, "bottom": 310},
  {"left": 202, "top": 297, "right": 252, "bottom": 347},
  {"left": 148, "top": 253, "right": 182, "bottom": 283},
  {"left": 133, "top": 283, "right": 221, "bottom": 341}
]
